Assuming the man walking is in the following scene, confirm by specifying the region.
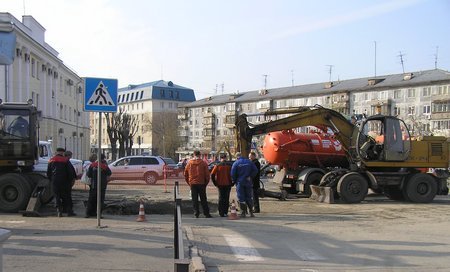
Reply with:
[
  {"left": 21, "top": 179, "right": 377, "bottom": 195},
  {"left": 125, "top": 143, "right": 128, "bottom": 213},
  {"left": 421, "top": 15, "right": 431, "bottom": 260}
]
[
  {"left": 211, "top": 154, "right": 233, "bottom": 217},
  {"left": 231, "top": 152, "right": 258, "bottom": 218},
  {"left": 47, "top": 147, "right": 76, "bottom": 217},
  {"left": 184, "top": 150, "right": 212, "bottom": 218},
  {"left": 249, "top": 151, "right": 261, "bottom": 213}
]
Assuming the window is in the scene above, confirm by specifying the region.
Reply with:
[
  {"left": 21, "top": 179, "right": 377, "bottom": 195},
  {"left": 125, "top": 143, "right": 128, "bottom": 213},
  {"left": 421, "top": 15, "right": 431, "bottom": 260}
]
[
  {"left": 31, "top": 58, "right": 35, "bottom": 77},
  {"left": 422, "top": 87, "right": 431, "bottom": 97},
  {"left": 126, "top": 93, "right": 130, "bottom": 102},
  {"left": 423, "top": 105, "right": 431, "bottom": 114},
  {"left": 394, "top": 90, "right": 402, "bottom": 99},
  {"left": 160, "top": 102, "right": 164, "bottom": 108},
  {"left": 160, "top": 89, "right": 165, "bottom": 98},
  {"left": 131, "top": 93, "right": 135, "bottom": 101},
  {"left": 408, "top": 106, "right": 415, "bottom": 115},
  {"left": 407, "top": 88, "right": 416, "bottom": 98},
  {"left": 394, "top": 107, "right": 400, "bottom": 116},
  {"left": 379, "top": 91, "right": 387, "bottom": 100},
  {"left": 140, "top": 91, "right": 144, "bottom": 99},
  {"left": 364, "top": 93, "right": 369, "bottom": 101},
  {"left": 36, "top": 61, "right": 40, "bottom": 79},
  {"left": 432, "top": 101, "right": 450, "bottom": 113},
  {"left": 143, "top": 157, "right": 159, "bottom": 165},
  {"left": 436, "top": 85, "right": 449, "bottom": 95}
]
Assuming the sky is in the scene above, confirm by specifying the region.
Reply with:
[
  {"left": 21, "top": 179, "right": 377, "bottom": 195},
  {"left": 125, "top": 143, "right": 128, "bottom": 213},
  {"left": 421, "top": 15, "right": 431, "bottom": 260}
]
[{"left": 3, "top": 0, "right": 450, "bottom": 99}]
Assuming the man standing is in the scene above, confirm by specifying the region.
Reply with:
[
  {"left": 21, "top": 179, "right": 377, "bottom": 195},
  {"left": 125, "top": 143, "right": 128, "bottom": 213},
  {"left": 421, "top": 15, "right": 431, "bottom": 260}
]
[
  {"left": 47, "top": 147, "right": 76, "bottom": 217},
  {"left": 249, "top": 151, "right": 261, "bottom": 213},
  {"left": 231, "top": 152, "right": 258, "bottom": 218},
  {"left": 64, "top": 150, "right": 77, "bottom": 215},
  {"left": 184, "top": 150, "right": 212, "bottom": 218},
  {"left": 86, "top": 154, "right": 112, "bottom": 218},
  {"left": 211, "top": 154, "right": 233, "bottom": 217}
]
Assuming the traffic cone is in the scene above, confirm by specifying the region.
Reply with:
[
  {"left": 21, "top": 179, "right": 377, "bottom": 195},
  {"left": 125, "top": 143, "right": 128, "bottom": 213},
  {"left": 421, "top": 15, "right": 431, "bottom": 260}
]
[
  {"left": 136, "top": 202, "right": 146, "bottom": 222},
  {"left": 228, "top": 200, "right": 239, "bottom": 220}
]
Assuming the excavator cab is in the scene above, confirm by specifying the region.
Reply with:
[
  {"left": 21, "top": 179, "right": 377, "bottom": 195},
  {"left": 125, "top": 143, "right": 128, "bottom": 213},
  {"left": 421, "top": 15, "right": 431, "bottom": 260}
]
[
  {"left": 0, "top": 101, "right": 39, "bottom": 170},
  {"left": 356, "top": 115, "right": 411, "bottom": 162}
]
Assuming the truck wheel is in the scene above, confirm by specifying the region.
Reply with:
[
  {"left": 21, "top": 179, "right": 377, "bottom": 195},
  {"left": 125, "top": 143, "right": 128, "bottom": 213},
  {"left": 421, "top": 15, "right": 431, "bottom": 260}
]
[
  {"left": 383, "top": 186, "right": 404, "bottom": 201},
  {"left": 404, "top": 173, "right": 437, "bottom": 203},
  {"left": 337, "top": 173, "right": 368, "bottom": 203},
  {"left": 304, "top": 173, "right": 323, "bottom": 196},
  {"left": 144, "top": 172, "right": 158, "bottom": 185},
  {"left": 0, "top": 174, "right": 33, "bottom": 212}
]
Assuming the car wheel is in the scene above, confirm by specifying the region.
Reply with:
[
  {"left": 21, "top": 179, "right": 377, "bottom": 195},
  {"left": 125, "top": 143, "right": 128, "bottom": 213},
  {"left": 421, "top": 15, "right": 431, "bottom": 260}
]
[
  {"left": 144, "top": 172, "right": 158, "bottom": 185},
  {"left": 303, "top": 172, "right": 323, "bottom": 197}
]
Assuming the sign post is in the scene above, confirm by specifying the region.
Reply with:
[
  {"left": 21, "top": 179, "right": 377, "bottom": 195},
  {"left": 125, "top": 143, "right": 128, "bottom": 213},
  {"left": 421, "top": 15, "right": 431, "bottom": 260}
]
[{"left": 84, "top": 77, "right": 118, "bottom": 228}]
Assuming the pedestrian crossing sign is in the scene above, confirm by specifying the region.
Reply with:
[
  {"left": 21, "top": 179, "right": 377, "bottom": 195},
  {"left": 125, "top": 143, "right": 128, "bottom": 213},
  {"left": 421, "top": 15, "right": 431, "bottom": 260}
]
[{"left": 84, "top": 77, "right": 118, "bottom": 112}]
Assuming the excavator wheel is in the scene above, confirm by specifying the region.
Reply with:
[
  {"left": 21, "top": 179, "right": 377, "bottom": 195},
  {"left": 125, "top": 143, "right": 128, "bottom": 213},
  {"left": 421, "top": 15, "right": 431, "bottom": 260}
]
[
  {"left": 403, "top": 173, "right": 437, "bottom": 203},
  {"left": 0, "top": 173, "right": 33, "bottom": 212},
  {"left": 337, "top": 173, "right": 368, "bottom": 203}
]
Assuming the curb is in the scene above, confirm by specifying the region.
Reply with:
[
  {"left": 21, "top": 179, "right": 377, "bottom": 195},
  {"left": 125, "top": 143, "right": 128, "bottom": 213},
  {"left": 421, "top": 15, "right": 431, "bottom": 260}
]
[{"left": 185, "top": 226, "right": 206, "bottom": 272}]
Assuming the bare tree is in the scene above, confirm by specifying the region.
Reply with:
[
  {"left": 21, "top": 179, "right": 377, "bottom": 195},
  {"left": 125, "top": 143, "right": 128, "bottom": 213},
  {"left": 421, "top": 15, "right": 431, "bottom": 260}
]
[
  {"left": 104, "top": 108, "right": 125, "bottom": 161},
  {"left": 144, "top": 112, "right": 180, "bottom": 158},
  {"left": 118, "top": 113, "right": 139, "bottom": 157}
]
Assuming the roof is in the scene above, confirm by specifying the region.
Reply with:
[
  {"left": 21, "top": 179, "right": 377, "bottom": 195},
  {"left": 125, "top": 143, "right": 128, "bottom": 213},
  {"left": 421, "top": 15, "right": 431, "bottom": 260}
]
[
  {"left": 184, "top": 69, "right": 450, "bottom": 108},
  {"left": 117, "top": 80, "right": 195, "bottom": 103},
  {"left": 119, "top": 80, "right": 193, "bottom": 91}
]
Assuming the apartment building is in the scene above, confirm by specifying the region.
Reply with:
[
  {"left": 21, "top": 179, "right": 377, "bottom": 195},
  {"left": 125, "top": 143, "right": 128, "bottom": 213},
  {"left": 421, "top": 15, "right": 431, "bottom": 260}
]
[
  {"left": 178, "top": 69, "right": 450, "bottom": 157},
  {"left": 90, "top": 80, "right": 195, "bottom": 159},
  {"left": 0, "top": 13, "right": 89, "bottom": 160}
]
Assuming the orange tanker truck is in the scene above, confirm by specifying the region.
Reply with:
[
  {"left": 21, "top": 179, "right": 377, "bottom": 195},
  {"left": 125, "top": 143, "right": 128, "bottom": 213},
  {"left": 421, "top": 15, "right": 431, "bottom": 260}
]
[{"left": 262, "top": 129, "right": 348, "bottom": 196}]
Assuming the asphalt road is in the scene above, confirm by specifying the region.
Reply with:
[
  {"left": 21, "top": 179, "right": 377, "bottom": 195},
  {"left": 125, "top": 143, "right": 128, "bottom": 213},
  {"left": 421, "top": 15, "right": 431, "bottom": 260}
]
[{"left": 1, "top": 178, "right": 449, "bottom": 272}]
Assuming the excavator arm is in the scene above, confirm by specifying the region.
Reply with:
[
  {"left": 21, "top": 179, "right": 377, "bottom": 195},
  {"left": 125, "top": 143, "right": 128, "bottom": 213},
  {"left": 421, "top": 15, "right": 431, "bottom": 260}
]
[{"left": 235, "top": 106, "right": 355, "bottom": 158}]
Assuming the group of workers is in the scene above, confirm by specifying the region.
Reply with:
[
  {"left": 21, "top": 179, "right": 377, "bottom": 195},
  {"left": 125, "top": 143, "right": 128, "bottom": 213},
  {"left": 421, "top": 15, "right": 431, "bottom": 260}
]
[
  {"left": 47, "top": 148, "right": 111, "bottom": 218},
  {"left": 184, "top": 150, "right": 261, "bottom": 218}
]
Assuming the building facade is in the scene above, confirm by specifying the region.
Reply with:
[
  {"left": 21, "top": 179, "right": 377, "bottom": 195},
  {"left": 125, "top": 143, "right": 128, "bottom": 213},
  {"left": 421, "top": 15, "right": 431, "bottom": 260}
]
[
  {"left": 0, "top": 13, "right": 90, "bottom": 160},
  {"left": 90, "top": 80, "right": 195, "bottom": 159},
  {"left": 178, "top": 69, "right": 450, "bottom": 158}
]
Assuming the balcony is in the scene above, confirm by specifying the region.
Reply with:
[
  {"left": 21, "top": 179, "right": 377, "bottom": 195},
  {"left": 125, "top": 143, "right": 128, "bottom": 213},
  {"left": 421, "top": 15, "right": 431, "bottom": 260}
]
[{"left": 177, "top": 109, "right": 189, "bottom": 120}]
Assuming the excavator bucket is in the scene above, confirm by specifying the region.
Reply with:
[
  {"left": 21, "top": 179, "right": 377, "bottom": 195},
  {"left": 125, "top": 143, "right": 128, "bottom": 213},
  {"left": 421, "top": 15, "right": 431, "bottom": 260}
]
[
  {"left": 310, "top": 185, "right": 320, "bottom": 200},
  {"left": 309, "top": 185, "right": 335, "bottom": 203},
  {"left": 22, "top": 184, "right": 46, "bottom": 217}
]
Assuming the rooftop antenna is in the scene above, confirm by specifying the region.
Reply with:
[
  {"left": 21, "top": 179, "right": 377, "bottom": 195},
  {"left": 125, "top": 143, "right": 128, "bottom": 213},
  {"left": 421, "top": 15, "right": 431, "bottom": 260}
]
[
  {"left": 214, "top": 84, "right": 218, "bottom": 95},
  {"left": 262, "top": 74, "right": 268, "bottom": 89},
  {"left": 291, "top": 70, "right": 294, "bottom": 86},
  {"left": 398, "top": 51, "right": 406, "bottom": 73},
  {"left": 326, "top": 65, "right": 334, "bottom": 82},
  {"left": 374, "top": 41, "right": 377, "bottom": 78},
  {"left": 434, "top": 46, "right": 439, "bottom": 69},
  {"left": 221, "top": 83, "right": 224, "bottom": 95}
]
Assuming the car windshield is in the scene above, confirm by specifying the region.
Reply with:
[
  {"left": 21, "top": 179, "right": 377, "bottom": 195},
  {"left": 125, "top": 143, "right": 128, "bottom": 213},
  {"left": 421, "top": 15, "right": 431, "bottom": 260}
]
[{"left": 162, "top": 158, "right": 176, "bottom": 164}]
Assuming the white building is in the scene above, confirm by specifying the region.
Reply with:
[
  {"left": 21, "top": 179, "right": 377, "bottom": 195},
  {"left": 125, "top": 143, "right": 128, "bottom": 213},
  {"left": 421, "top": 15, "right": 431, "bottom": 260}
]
[
  {"left": 90, "top": 80, "right": 195, "bottom": 159},
  {"left": 178, "top": 69, "right": 450, "bottom": 157},
  {"left": 0, "top": 13, "right": 89, "bottom": 159}
]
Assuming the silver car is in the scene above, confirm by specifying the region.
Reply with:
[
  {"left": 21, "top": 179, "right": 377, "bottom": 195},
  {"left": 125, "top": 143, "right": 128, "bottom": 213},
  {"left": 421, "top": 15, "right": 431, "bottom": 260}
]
[{"left": 108, "top": 156, "right": 165, "bottom": 184}]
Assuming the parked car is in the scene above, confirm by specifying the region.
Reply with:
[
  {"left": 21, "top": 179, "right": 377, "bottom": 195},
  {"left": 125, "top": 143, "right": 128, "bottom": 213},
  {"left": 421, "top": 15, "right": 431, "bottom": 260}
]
[
  {"left": 108, "top": 155, "right": 165, "bottom": 184},
  {"left": 160, "top": 157, "right": 182, "bottom": 177}
]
